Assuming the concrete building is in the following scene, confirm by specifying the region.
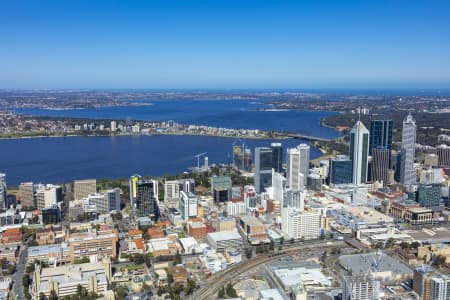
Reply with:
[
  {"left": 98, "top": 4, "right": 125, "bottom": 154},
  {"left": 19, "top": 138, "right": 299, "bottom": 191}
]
[
  {"left": 74, "top": 179, "right": 97, "bottom": 200},
  {"left": 32, "top": 259, "right": 112, "bottom": 299},
  {"left": 216, "top": 217, "right": 236, "bottom": 232},
  {"left": 207, "top": 230, "right": 243, "bottom": 251},
  {"left": 211, "top": 176, "right": 231, "bottom": 202},
  {"left": 350, "top": 121, "right": 370, "bottom": 185},
  {"left": 400, "top": 113, "right": 417, "bottom": 186},
  {"left": 342, "top": 275, "right": 380, "bottom": 300},
  {"left": 255, "top": 147, "right": 273, "bottom": 193},
  {"left": 417, "top": 183, "right": 442, "bottom": 208},
  {"left": 0, "top": 174, "right": 6, "bottom": 210},
  {"left": 67, "top": 230, "right": 118, "bottom": 263},
  {"left": 284, "top": 189, "right": 305, "bottom": 210},
  {"left": 164, "top": 179, "right": 195, "bottom": 204},
  {"left": 110, "top": 120, "right": 117, "bottom": 132},
  {"left": 287, "top": 144, "right": 310, "bottom": 189},
  {"left": 19, "top": 182, "right": 35, "bottom": 208},
  {"left": 281, "top": 207, "right": 321, "bottom": 240},
  {"left": 179, "top": 191, "right": 197, "bottom": 221},
  {"left": 431, "top": 274, "right": 450, "bottom": 300},
  {"left": 238, "top": 215, "right": 267, "bottom": 241},
  {"left": 437, "top": 144, "right": 450, "bottom": 168},
  {"left": 104, "top": 188, "right": 121, "bottom": 211},
  {"left": 226, "top": 201, "right": 246, "bottom": 216},
  {"left": 371, "top": 147, "right": 390, "bottom": 187},
  {"left": 424, "top": 153, "right": 439, "bottom": 168},
  {"left": 36, "top": 184, "right": 60, "bottom": 210}
]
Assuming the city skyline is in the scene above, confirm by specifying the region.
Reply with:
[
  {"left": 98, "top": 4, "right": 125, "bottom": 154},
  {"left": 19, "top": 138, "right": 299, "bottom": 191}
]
[{"left": 1, "top": 0, "right": 450, "bottom": 89}]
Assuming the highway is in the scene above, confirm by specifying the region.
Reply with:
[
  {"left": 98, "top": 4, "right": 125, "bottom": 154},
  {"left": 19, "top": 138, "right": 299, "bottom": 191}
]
[
  {"left": 12, "top": 244, "right": 28, "bottom": 300},
  {"left": 190, "top": 240, "right": 346, "bottom": 300}
]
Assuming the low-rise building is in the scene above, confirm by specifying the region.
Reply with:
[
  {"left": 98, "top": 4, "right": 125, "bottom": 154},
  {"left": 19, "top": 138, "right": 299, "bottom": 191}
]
[{"left": 189, "top": 222, "right": 207, "bottom": 239}]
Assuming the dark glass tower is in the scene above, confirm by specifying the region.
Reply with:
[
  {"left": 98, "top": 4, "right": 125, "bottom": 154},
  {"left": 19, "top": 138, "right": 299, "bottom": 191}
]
[
  {"left": 369, "top": 119, "right": 393, "bottom": 155},
  {"left": 271, "top": 143, "right": 283, "bottom": 172}
]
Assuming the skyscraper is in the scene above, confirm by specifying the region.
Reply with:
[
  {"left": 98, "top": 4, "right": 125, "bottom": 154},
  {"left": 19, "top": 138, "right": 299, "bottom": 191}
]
[
  {"left": 431, "top": 274, "right": 450, "bottom": 300},
  {"left": 417, "top": 183, "right": 441, "bottom": 208},
  {"left": 371, "top": 147, "right": 390, "bottom": 187},
  {"left": 437, "top": 144, "right": 450, "bottom": 168},
  {"left": 0, "top": 173, "right": 6, "bottom": 210},
  {"left": 270, "top": 143, "right": 283, "bottom": 172},
  {"left": 286, "top": 144, "right": 310, "bottom": 189},
  {"left": 342, "top": 276, "right": 380, "bottom": 300},
  {"left": 369, "top": 118, "right": 393, "bottom": 155},
  {"left": 400, "top": 113, "right": 417, "bottom": 186},
  {"left": 135, "top": 179, "right": 159, "bottom": 221},
  {"left": 74, "top": 179, "right": 97, "bottom": 200},
  {"left": 328, "top": 155, "right": 353, "bottom": 185},
  {"left": 254, "top": 147, "right": 273, "bottom": 193},
  {"left": 350, "top": 121, "right": 369, "bottom": 185},
  {"left": 19, "top": 182, "right": 35, "bottom": 208},
  {"left": 179, "top": 191, "right": 198, "bottom": 221}
]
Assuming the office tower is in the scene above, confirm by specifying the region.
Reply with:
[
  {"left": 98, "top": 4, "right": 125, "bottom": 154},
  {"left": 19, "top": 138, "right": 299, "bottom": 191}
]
[
  {"left": 74, "top": 179, "right": 97, "bottom": 200},
  {"left": 371, "top": 147, "right": 390, "bottom": 187},
  {"left": 0, "top": 173, "right": 6, "bottom": 209},
  {"left": 400, "top": 113, "right": 417, "bottom": 186},
  {"left": 164, "top": 179, "right": 195, "bottom": 203},
  {"left": 36, "top": 185, "right": 60, "bottom": 210},
  {"left": 342, "top": 276, "right": 380, "bottom": 300},
  {"left": 271, "top": 143, "right": 283, "bottom": 172},
  {"left": 431, "top": 274, "right": 450, "bottom": 300},
  {"left": 233, "top": 145, "right": 252, "bottom": 171},
  {"left": 307, "top": 173, "right": 323, "bottom": 191},
  {"left": 179, "top": 191, "right": 198, "bottom": 221},
  {"left": 110, "top": 121, "right": 117, "bottom": 132},
  {"left": 417, "top": 183, "right": 441, "bottom": 208},
  {"left": 254, "top": 147, "right": 273, "bottom": 193},
  {"left": 420, "top": 168, "right": 443, "bottom": 184},
  {"left": 281, "top": 207, "right": 321, "bottom": 240},
  {"left": 328, "top": 155, "right": 353, "bottom": 185},
  {"left": 369, "top": 118, "right": 393, "bottom": 155},
  {"left": 350, "top": 121, "right": 370, "bottom": 185},
  {"left": 135, "top": 179, "right": 159, "bottom": 220},
  {"left": 104, "top": 188, "right": 121, "bottom": 211},
  {"left": 413, "top": 265, "right": 433, "bottom": 300},
  {"left": 129, "top": 174, "right": 141, "bottom": 211},
  {"left": 20, "top": 182, "right": 35, "bottom": 208},
  {"left": 424, "top": 153, "right": 439, "bottom": 168},
  {"left": 284, "top": 189, "right": 305, "bottom": 211},
  {"left": 437, "top": 144, "right": 450, "bottom": 168},
  {"left": 211, "top": 176, "right": 232, "bottom": 202},
  {"left": 271, "top": 170, "right": 286, "bottom": 204},
  {"left": 286, "top": 144, "right": 310, "bottom": 189}
]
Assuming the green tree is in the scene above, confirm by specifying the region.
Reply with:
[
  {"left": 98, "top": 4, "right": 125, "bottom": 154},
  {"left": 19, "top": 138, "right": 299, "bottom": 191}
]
[
  {"left": 226, "top": 283, "right": 237, "bottom": 298},
  {"left": 49, "top": 290, "right": 58, "bottom": 300},
  {"left": 218, "top": 287, "right": 225, "bottom": 298}
]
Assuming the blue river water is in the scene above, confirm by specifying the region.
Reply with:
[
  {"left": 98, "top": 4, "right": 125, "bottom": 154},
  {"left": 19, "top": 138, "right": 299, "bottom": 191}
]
[
  {"left": 15, "top": 99, "right": 340, "bottom": 139},
  {"left": 0, "top": 135, "right": 322, "bottom": 186},
  {"left": 1, "top": 100, "right": 340, "bottom": 185}
]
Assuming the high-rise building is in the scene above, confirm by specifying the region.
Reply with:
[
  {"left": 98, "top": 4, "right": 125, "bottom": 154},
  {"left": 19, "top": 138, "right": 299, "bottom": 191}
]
[
  {"left": 0, "top": 173, "right": 6, "bottom": 209},
  {"left": 233, "top": 145, "right": 252, "bottom": 171},
  {"left": 342, "top": 276, "right": 380, "bottom": 300},
  {"left": 437, "top": 144, "right": 450, "bottom": 168},
  {"left": 431, "top": 274, "right": 450, "bottom": 300},
  {"left": 283, "top": 189, "right": 305, "bottom": 210},
  {"left": 369, "top": 118, "right": 393, "bottom": 155},
  {"left": 254, "top": 147, "right": 273, "bottom": 193},
  {"left": 350, "top": 121, "right": 369, "bottom": 185},
  {"left": 281, "top": 207, "right": 321, "bottom": 240},
  {"left": 74, "top": 179, "right": 97, "bottom": 200},
  {"left": 417, "top": 183, "right": 441, "bottom": 208},
  {"left": 424, "top": 153, "right": 439, "bottom": 168},
  {"left": 211, "top": 176, "right": 232, "bottom": 202},
  {"left": 286, "top": 144, "right": 310, "bottom": 190},
  {"left": 110, "top": 120, "right": 117, "bottom": 132},
  {"left": 328, "top": 155, "right": 353, "bottom": 185},
  {"left": 135, "top": 179, "right": 159, "bottom": 220},
  {"left": 271, "top": 143, "right": 283, "bottom": 172},
  {"left": 179, "top": 191, "right": 198, "bottom": 221},
  {"left": 36, "top": 184, "right": 61, "bottom": 210},
  {"left": 20, "top": 182, "right": 35, "bottom": 208},
  {"left": 164, "top": 179, "right": 195, "bottom": 204},
  {"left": 400, "top": 113, "right": 417, "bottom": 186},
  {"left": 371, "top": 147, "right": 390, "bottom": 187},
  {"left": 104, "top": 188, "right": 121, "bottom": 212},
  {"left": 413, "top": 265, "right": 434, "bottom": 300},
  {"left": 271, "top": 170, "right": 286, "bottom": 204}
]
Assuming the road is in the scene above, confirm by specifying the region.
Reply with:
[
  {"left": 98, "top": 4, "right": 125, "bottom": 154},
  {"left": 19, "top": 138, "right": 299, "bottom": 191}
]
[
  {"left": 189, "top": 240, "right": 347, "bottom": 300},
  {"left": 12, "top": 244, "right": 28, "bottom": 300}
]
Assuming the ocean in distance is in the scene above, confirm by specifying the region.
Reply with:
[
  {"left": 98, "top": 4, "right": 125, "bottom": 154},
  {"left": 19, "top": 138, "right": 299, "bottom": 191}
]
[{"left": 0, "top": 135, "right": 322, "bottom": 186}]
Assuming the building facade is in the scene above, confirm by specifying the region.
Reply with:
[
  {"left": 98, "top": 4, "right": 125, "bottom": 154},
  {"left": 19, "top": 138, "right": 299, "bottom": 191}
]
[
  {"left": 350, "top": 121, "right": 369, "bottom": 185},
  {"left": 254, "top": 147, "right": 273, "bottom": 193},
  {"left": 400, "top": 114, "right": 417, "bottom": 186},
  {"left": 286, "top": 144, "right": 310, "bottom": 190}
]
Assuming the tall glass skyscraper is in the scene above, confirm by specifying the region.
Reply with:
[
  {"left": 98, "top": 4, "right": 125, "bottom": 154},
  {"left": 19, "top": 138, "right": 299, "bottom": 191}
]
[
  {"left": 350, "top": 121, "right": 369, "bottom": 185},
  {"left": 369, "top": 118, "right": 393, "bottom": 155},
  {"left": 400, "top": 113, "right": 417, "bottom": 186},
  {"left": 254, "top": 147, "right": 273, "bottom": 193},
  {"left": 371, "top": 147, "right": 390, "bottom": 187},
  {"left": 286, "top": 144, "right": 310, "bottom": 189},
  {"left": 328, "top": 155, "right": 353, "bottom": 185},
  {"left": 270, "top": 143, "right": 283, "bottom": 172}
]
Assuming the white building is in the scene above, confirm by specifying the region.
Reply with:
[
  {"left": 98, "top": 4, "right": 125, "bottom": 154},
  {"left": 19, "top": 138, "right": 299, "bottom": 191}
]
[
  {"left": 271, "top": 170, "right": 286, "bottom": 205},
  {"left": 281, "top": 207, "right": 321, "bottom": 240},
  {"left": 110, "top": 121, "right": 117, "bottom": 132},
  {"left": 36, "top": 184, "right": 60, "bottom": 210},
  {"left": 284, "top": 189, "right": 305, "bottom": 211},
  {"left": 431, "top": 274, "right": 450, "bottom": 300},
  {"left": 342, "top": 276, "right": 380, "bottom": 300},
  {"left": 0, "top": 174, "right": 6, "bottom": 210},
  {"left": 287, "top": 144, "right": 310, "bottom": 189},
  {"left": 400, "top": 113, "right": 416, "bottom": 186},
  {"left": 226, "top": 201, "right": 246, "bottom": 216},
  {"left": 350, "top": 121, "right": 369, "bottom": 185},
  {"left": 179, "top": 191, "right": 198, "bottom": 221}
]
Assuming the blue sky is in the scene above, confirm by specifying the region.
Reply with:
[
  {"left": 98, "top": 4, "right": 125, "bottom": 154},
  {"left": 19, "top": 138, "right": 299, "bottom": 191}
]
[{"left": 1, "top": 0, "right": 450, "bottom": 89}]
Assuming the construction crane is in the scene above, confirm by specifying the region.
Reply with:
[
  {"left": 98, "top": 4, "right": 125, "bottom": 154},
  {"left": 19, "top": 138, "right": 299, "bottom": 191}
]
[{"left": 194, "top": 152, "right": 207, "bottom": 171}]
